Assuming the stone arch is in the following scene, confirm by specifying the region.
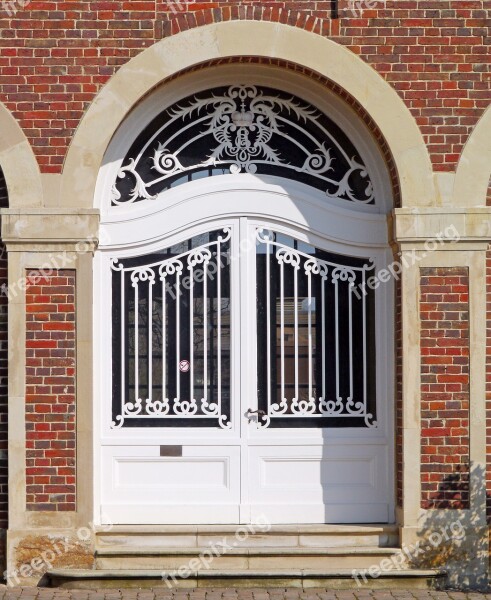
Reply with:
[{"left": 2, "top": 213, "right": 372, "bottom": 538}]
[
  {"left": 61, "top": 20, "right": 435, "bottom": 209},
  {"left": 0, "top": 101, "right": 42, "bottom": 209},
  {"left": 453, "top": 104, "right": 491, "bottom": 207},
  {"left": 0, "top": 103, "right": 30, "bottom": 546}
]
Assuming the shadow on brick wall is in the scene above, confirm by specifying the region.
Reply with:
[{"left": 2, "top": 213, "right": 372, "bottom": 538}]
[
  {"left": 422, "top": 463, "right": 469, "bottom": 510},
  {"left": 411, "top": 463, "right": 489, "bottom": 590}
]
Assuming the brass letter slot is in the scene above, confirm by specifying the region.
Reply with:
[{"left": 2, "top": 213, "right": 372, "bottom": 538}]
[{"left": 160, "top": 445, "right": 182, "bottom": 457}]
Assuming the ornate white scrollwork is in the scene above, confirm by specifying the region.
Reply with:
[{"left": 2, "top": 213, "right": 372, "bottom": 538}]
[
  {"left": 201, "top": 399, "right": 219, "bottom": 416},
  {"left": 331, "top": 266, "right": 357, "bottom": 284},
  {"left": 217, "top": 227, "right": 232, "bottom": 243},
  {"left": 304, "top": 257, "right": 329, "bottom": 279},
  {"left": 218, "top": 415, "right": 233, "bottom": 430},
  {"left": 130, "top": 267, "right": 156, "bottom": 286},
  {"left": 270, "top": 398, "right": 288, "bottom": 415},
  {"left": 146, "top": 398, "right": 170, "bottom": 417},
  {"left": 187, "top": 248, "right": 212, "bottom": 268},
  {"left": 111, "top": 398, "right": 144, "bottom": 429},
  {"left": 113, "top": 159, "right": 157, "bottom": 204},
  {"left": 277, "top": 247, "right": 301, "bottom": 270},
  {"left": 112, "top": 85, "right": 375, "bottom": 206},
  {"left": 111, "top": 258, "right": 124, "bottom": 271},
  {"left": 159, "top": 259, "right": 183, "bottom": 280},
  {"left": 173, "top": 398, "right": 198, "bottom": 416},
  {"left": 153, "top": 145, "right": 185, "bottom": 176},
  {"left": 319, "top": 398, "right": 343, "bottom": 416},
  {"left": 256, "top": 228, "right": 275, "bottom": 243},
  {"left": 291, "top": 398, "right": 317, "bottom": 415}
]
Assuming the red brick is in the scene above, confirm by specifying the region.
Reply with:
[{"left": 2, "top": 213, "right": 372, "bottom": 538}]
[
  {"left": 0, "top": 3, "right": 487, "bottom": 173},
  {"left": 25, "top": 269, "right": 76, "bottom": 512},
  {"left": 420, "top": 266, "right": 469, "bottom": 510}
]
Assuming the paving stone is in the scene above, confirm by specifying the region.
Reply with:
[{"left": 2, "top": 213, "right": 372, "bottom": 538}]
[{"left": 2, "top": 590, "right": 491, "bottom": 600}]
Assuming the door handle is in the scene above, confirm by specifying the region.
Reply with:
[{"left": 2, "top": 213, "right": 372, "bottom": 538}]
[{"left": 246, "top": 408, "right": 266, "bottom": 423}]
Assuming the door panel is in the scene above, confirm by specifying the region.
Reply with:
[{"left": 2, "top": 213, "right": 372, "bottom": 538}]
[
  {"left": 101, "top": 445, "right": 241, "bottom": 524},
  {"left": 247, "top": 445, "right": 389, "bottom": 524},
  {"left": 243, "top": 221, "right": 391, "bottom": 524},
  {"left": 99, "top": 217, "right": 392, "bottom": 524},
  {"left": 100, "top": 221, "right": 242, "bottom": 524}
]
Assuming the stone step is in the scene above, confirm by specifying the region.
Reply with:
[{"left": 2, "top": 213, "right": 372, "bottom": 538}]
[
  {"left": 46, "top": 568, "right": 446, "bottom": 590},
  {"left": 94, "top": 546, "right": 401, "bottom": 570},
  {"left": 95, "top": 525, "right": 399, "bottom": 551}
]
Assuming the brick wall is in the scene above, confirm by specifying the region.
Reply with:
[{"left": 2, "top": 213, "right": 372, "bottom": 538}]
[
  {"left": 0, "top": 1, "right": 488, "bottom": 173},
  {"left": 420, "top": 267, "right": 470, "bottom": 510},
  {"left": 25, "top": 269, "right": 76, "bottom": 512}
]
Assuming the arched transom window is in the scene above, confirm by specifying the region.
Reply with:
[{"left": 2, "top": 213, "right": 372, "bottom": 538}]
[{"left": 111, "top": 84, "right": 375, "bottom": 206}]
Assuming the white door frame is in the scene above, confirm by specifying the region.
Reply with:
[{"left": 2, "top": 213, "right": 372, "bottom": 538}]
[{"left": 93, "top": 180, "right": 394, "bottom": 525}]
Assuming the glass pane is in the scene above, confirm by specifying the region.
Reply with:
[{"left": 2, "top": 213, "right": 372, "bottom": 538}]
[
  {"left": 256, "top": 228, "right": 377, "bottom": 428},
  {"left": 111, "top": 228, "right": 232, "bottom": 429}
]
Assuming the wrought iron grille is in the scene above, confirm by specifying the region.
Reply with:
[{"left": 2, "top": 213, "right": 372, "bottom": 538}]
[
  {"left": 255, "top": 229, "right": 377, "bottom": 428},
  {"left": 111, "top": 228, "right": 232, "bottom": 429},
  {"left": 110, "top": 226, "right": 377, "bottom": 430},
  {"left": 112, "top": 85, "right": 375, "bottom": 206}
]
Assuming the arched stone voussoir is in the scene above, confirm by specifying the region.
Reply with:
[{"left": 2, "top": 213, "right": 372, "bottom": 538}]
[
  {"left": 0, "top": 101, "right": 43, "bottom": 208},
  {"left": 62, "top": 20, "right": 435, "bottom": 209},
  {"left": 453, "top": 104, "right": 491, "bottom": 207}
]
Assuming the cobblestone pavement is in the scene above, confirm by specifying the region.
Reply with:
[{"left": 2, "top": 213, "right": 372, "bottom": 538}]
[{"left": 0, "top": 590, "right": 490, "bottom": 600}]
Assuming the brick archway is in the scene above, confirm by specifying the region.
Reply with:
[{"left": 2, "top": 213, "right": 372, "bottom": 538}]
[{"left": 61, "top": 20, "right": 435, "bottom": 210}]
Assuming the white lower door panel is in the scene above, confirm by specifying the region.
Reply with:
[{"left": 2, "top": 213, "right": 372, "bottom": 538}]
[
  {"left": 247, "top": 444, "right": 389, "bottom": 523},
  {"left": 101, "top": 445, "right": 240, "bottom": 524}
]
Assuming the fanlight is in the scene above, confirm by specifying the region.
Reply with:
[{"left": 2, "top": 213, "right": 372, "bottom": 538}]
[{"left": 112, "top": 84, "right": 375, "bottom": 206}]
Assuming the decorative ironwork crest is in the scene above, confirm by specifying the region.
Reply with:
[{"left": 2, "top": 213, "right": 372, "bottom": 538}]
[{"left": 112, "top": 85, "right": 375, "bottom": 206}]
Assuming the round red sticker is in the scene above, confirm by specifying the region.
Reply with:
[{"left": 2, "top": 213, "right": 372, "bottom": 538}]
[{"left": 179, "top": 360, "right": 190, "bottom": 373}]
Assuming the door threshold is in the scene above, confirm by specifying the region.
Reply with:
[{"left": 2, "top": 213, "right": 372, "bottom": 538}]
[{"left": 95, "top": 523, "right": 397, "bottom": 534}]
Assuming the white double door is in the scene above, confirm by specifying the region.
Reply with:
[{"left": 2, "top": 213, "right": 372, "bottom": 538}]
[{"left": 99, "top": 216, "right": 392, "bottom": 525}]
